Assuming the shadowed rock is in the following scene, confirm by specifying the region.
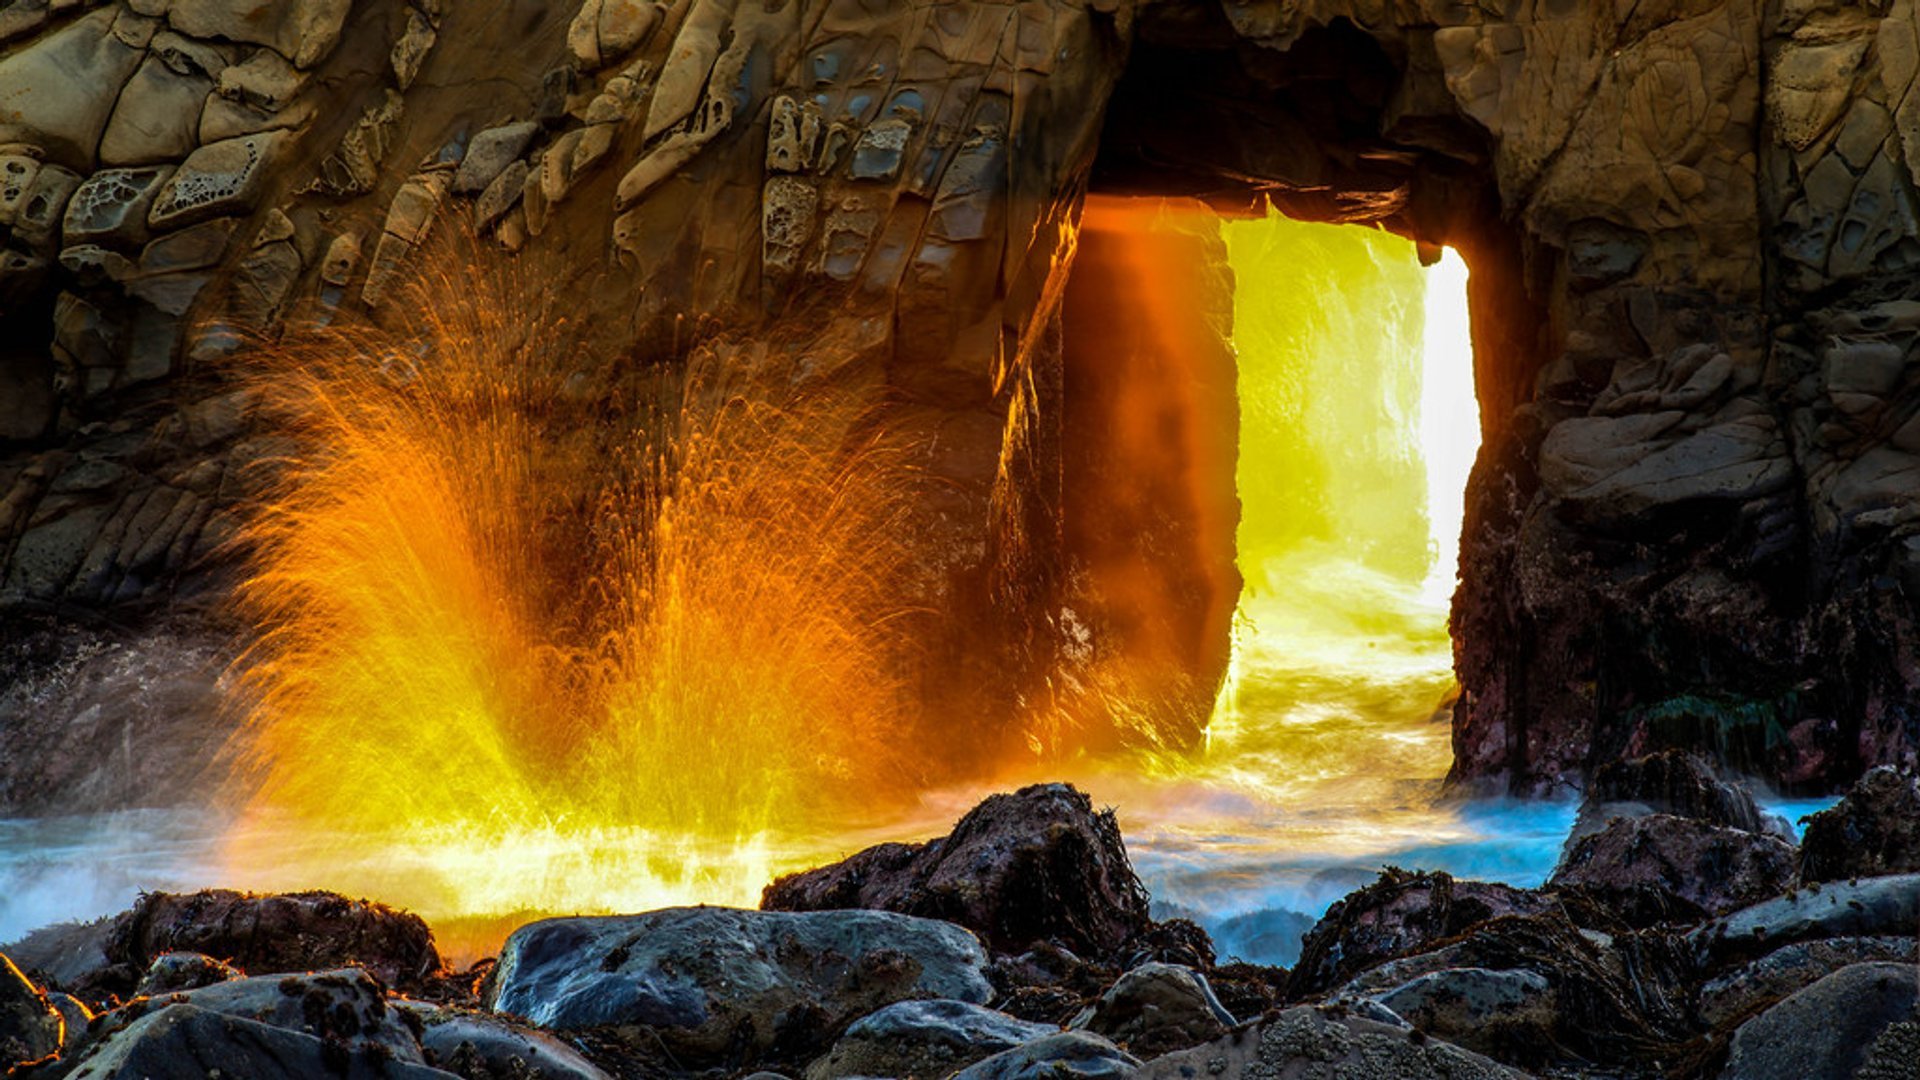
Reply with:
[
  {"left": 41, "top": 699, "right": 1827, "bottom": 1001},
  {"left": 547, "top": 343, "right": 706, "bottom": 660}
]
[
  {"left": 0, "top": 955, "right": 61, "bottom": 1070},
  {"left": 482, "top": 907, "right": 993, "bottom": 1070},
  {"left": 762, "top": 783, "right": 1153, "bottom": 960},
  {"left": 103, "top": 890, "right": 440, "bottom": 993},
  {"left": 1571, "top": 749, "right": 1788, "bottom": 844},
  {"left": 948, "top": 1031, "right": 1139, "bottom": 1080},
  {"left": 1287, "top": 869, "right": 1553, "bottom": 996},
  {"left": 1068, "top": 962, "right": 1233, "bottom": 1059},
  {"left": 1798, "top": 766, "right": 1920, "bottom": 884},
  {"left": 1689, "top": 874, "right": 1920, "bottom": 971},
  {"left": 1550, "top": 814, "right": 1796, "bottom": 919},
  {"left": 1720, "top": 962, "right": 1919, "bottom": 1080},
  {"left": 802, "top": 999, "right": 1053, "bottom": 1080},
  {"left": 1136, "top": 1004, "right": 1531, "bottom": 1080}
]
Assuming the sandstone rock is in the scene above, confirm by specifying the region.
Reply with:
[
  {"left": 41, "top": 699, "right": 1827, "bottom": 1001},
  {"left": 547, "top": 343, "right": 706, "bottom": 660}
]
[
  {"left": 101, "top": 890, "right": 441, "bottom": 991},
  {"left": 139, "top": 217, "right": 237, "bottom": 275},
  {"left": 11, "top": 163, "right": 81, "bottom": 252},
  {"left": 0, "top": 151, "right": 40, "bottom": 227},
  {"left": 148, "top": 131, "right": 290, "bottom": 231},
  {"left": 473, "top": 160, "right": 528, "bottom": 231},
  {"left": 1699, "top": 935, "right": 1920, "bottom": 1029},
  {"left": 1550, "top": 814, "right": 1796, "bottom": 919},
  {"left": 0, "top": 10, "right": 144, "bottom": 168},
  {"left": 763, "top": 783, "right": 1153, "bottom": 960},
  {"left": 213, "top": 48, "right": 309, "bottom": 114},
  {"left": 63, "top": 167, "right": 174, "bottom": 249},
  {"left": 51, "top": 1004, "right": 457, "bottom": 1080},
  {"left": 1287, "top": 869, "right": 1553, "bottom": 996},
  {"left": 1136, "top": 1004, "right": 1531, "bottom": 1080},
  {"left": 452, "top": 121, "right": 537, "bottom": 196},
  {"left": 949, "top": 1031, "right": 1139, "bottom": 1080},
  {"left": 568, "top": 0, "right": 662, "bottom": 71},
  {"left": 395, "top": 1002, "right": 610, "bottom": 1080},
  {"left": 483, "top": 907, "right": 993, "bottom": 1068},
  {"left": 98, "top": 56, "right": 210, "bottom": 166},
  {"left": 320, "top": 231, "right": 360, "bottom": 286},
  {"left": 803, "top": 999, "right": 1054, "bottom": 1080},
  {"left": 1799, "top": 765, "right": 1920, "bottom": 883},
  {"left": 1690, "top": 873, "right": 1920, "bottom": 971},
  {"left": 1371, "top": 966, "right": 1554, "bottom": 1063},
  {"left": 389, "top": 7, "right": 436, "bottom": 91},
  {"left": 0, "top": 955, "right": 61, "bottom": 1069},
  {"left": 1068, "top": 962, "right": 1232, "bottom": 1059},
  {"left": 1720, "top": 962, "right": 1918, "bottom": 1080},
  {"left": 131, "top": 951, "right": 238, "bottom": 996},
  {"left": 164, "top": 0, "right": 351, "bottom": 70}
]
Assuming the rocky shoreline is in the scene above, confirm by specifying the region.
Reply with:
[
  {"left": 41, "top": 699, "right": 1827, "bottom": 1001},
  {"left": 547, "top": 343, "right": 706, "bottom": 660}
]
[{"left": 2, "top": 762, "right": 1916, "bottom": 1080}]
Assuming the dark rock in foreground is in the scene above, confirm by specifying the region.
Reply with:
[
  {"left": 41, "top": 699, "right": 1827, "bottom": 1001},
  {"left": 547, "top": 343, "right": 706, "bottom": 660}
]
[
  {"left": 802, "top": 999, "right": 1053, "bottom": 1080},
  {"left": 1550, "top": 813, "right": 1797, "bottom": 918},
  {"left": 1136, "top": 1004, "right": 1532, "bottom": 1079},
  {"left": 950, "top": 1031, "right": 1140, "bottom": 1079},
  {"left": 0, "top": 956, "right": 62, "bottom": 1069},
  {"left": 1068, "top": 961, "right": 1233, "bottom": 1060},
  {"left": 1287, "top": 868, "right": 1553, "bottom": 996},
  {"left": 761, "top": 782, "right": 1152, "bottom": 960},
  {"left": 1798, "top": 766, "right": 1920, "bottom": 884},
  {"left": 1688, "top": 873, "right": 1920, "bottom": 970},
  {"left": 36, "top": 1004, "right": 460, "bottom": 1080},
  {"left": 482, "top": 906, "right": 993, "bottom": 1069},
  {"left": 1720, "top": 962, "right": 1919, "bottom": 1080},
  {"left": 105, "top": 889, "right": 440, "bottom": 996}
]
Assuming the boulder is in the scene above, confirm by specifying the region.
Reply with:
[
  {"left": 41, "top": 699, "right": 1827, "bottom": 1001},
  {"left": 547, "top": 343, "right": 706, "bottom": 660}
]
[
  {"left": 1720, "top": 962, "right": 1918, "bottom": 1080},
  {"left": 46, "top": 1004, "right": 457, "bottom": 1080},
  {"left": 453, "top": 122, "right": 538, "bottom": 195},
  {"left": 131, "top": 952, "right": 238, "bottom": 997},
  {"left": 1689, "top": 873, "right": 1920, "bottom": 971},
  {"left": 763, "top": 783, "right": 1153, "bottom": 960},
  {"left": 102, "top": 890, "right": 441, "bottom": 991},
  {"left": 1798, "top": 766, "right": 1920, "bottom": 883},
  {"left": 1571, "top": 749, "right": 1787, "bottom": 843},
  {"left": 1549, "top": 814, "right": 1796, "bottom": 919},
  {"left": 92, "top": 968, "right": 428, "bottom": 1065},
  {"left": 394, "top": 1002, "right": 610, "bottom": 1080},
  {"left": 803, "top": 999, "right": 1054, "bottom": 1080},
  {"left": 1371, "top": 966, "right": 1555, "bottom": 1063},
  {"left": 483, "top": 907, "right": 992, "bottom": 1069},
  {"left": 949, "top": 1031, "right": 1139, "bottom": 1080},
  {"left": 0, "top": 955, "right": 61, "bottom": 1069},
  {"left": 1068, "top": 962, "right": 1232, "bottom": 1059},
  {"left": 1287, "top": 869, "right": 1553, "bottom": 995},
  {"left": 1135, "top": 1004, "right": 1532, "bottom": 1080},
  {"left": 45, "top": 993, "right": 91, "bottom": 1053},
  {"left": 1699, "top": 936, "right": 1919, "bottom": 1028},
  {"left": 147, "top": 131, "right": 291, "bottom": 231}
]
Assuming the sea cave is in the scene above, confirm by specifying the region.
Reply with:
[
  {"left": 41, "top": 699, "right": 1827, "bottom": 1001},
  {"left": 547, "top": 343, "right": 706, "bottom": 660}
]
[{"left": 0, "top": 2, "right": 1916, "bottom": 1078}]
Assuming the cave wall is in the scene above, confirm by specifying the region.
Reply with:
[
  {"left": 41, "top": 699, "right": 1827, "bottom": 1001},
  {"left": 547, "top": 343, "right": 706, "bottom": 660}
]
[{"left": 1, "top": 0, "right": 1917, "bottom": 791}]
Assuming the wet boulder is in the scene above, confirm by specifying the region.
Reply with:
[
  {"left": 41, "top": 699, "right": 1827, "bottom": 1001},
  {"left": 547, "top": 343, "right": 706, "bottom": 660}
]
[
  {"left": 103, "top": 890, "right": 441, "bottom": 991},
  {"left": 0, "top": 956, "right": 62, "bottom": 1069},
  {"left": 762, "top": 783, "right": 1152, "bottom": 959},
  {"left": 393, "top": 1002, "right": 610, "bottom": 1080},
  {"left": 1332, "top": 911, "right": 1693, "bottom": 1072},
  {"left": 1549, "top": 814, "right": 1796, "bottom": 920},
  {"left": 1689, "top": 873, "right": 1920, "bottom": 971},
  {"left": 131, "top": 952, "right": 238, "bottom": 997},
  {"left": 1719, "top": 962, "right": 1918, "bottom": 1080},
  {"left": 1068, "top": 962, "right": 1233, "bottom": 1059},
  {"left": 89, "top": 968, "right": 429, "bottom": 1065},
  {"left": 1287, "top": 869, "right": 1553, "bottom": 996},
  {"left": 802, "top": 999, "right": 1054, "bottom": 1080},
  {"left": 1135, "top": 1004, "right": 1532, "bottom": 1080},
  {"left": 1798, "top": 766, "right": 1920, "bottom": 884},
  {"left": 948, "top": 1031, "right": 1139, "bottom": 1079},
  {"left": 42, "top": 1004, "right": 458, "bottom": 1080},
  {"left": 1370, "top": 966, "right": 1555, "bottom": 1063},
  {"left": 44, "top": 993, "right": 91, "bottom": 1054},
  {"left": 1699, "top": 936, "right": 1919, "bottom": 1028},
  {"left": 482, "top": 907, "right": 992, "bottom": 1069},
  {"left": 1573, "top": 749, "right": 1785, "bottom": 842}
]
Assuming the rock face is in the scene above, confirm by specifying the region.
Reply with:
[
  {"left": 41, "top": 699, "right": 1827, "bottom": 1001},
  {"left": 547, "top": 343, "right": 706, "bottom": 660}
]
[
  {"left": 1287, "top": 869, "right": 1552, "bottom": 996},
  {"left": 102, "top": 890, "right": 441, "bottom": 993},
  {"left": 1571, "top": 750, "right": 1786, "bottom": 841},
  {"left": 1, "top": 1, "right": 1918, "bottom": 789},
  {"left": 762, "top": 783, "right": 1153, "bottom": 960},
  {"left": 482, "top": 907, "right": 994, "bottom": 1069},
  {"left": 1799, "top": 766, "right": 1920, "bottom": 883}
]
